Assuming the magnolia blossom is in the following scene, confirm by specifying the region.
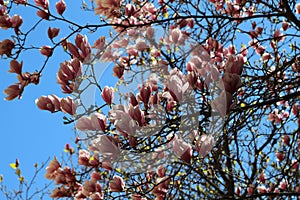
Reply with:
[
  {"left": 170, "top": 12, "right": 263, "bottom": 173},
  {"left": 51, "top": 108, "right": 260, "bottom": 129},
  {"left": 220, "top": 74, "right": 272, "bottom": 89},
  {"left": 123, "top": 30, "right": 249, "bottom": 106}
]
[
  {"left": 163, "top": 73, "right": 189, "bottom": 102},
  {"left": 128, "top": 105, "right": 145, "bottom": 126},
  {"left": 131, "top": 194, "right": 147, "bottom": 200},
  {"left": 152, "top": 177, "right": 170, "bottom": 199},
  {"left": 78, "top": 149, "right": 90, "bottom": 166},
  {"left": 224, "top": 59, "right": 243, "bottom": 75},
  {"left": 0, "top": 39, "right": 14, "bottom": 56},
  {"left": 56, "top": 0, "right": 66, "bottom": 15},
  {"left": 40, "top": 45, "right": 52, "bottom": 57},
  {"left": 168, "top": 28, "right": 186, "bottom": 45},
  {"left": 195, "top": 134, "right": 215, "bottom": 157},
  {"left": 76, "top": 113, "right": 106, "bottom": 132},
  {"left": 279, "top": 179, "right": 289, "bottom": 190},
  {"left": 50, "top": 186, "right": 71, "bottom": 198},
  {"left": 172, "top": 137, "right": 192, "bottom": 163},
  {"left": 11, "top": 14, "right": 23, "bottom": 33},
  {"left": 57, "top": 58, "right": 82, "bottom": 93},
  {"left": 89, "top": 135, "right": 120, "bottom": 159},
  {"left": 296, "top": 3, "right": 300, "bottom": 14},
  {"left": 4, "top": 84, "right": 22, "bottom": 100},
  {"left": 257, "top": 186, "right": 268, "bottom": 193},
  {"left": 109, "top": 105, "right": 139, "bottom": 136},
  {"left": 94, "top": 0, "right": 121, "bottom": 18},
  {"left": 36, "top": 10, "right": 50, "bottom": 20},
  {"left": 276, "top": 152, "right": 284, "bottom": 162},
  {"left": 34, "top": 0, "right": 49, "bottom": 9},
  {"left": 48, "top": 27, "right": 60, "bottom": 39},
  {"left": 291, "top": 160, "right": 299, "bottom": 169},
  {"left": 44, "top": 157, "right": 61, "bottom": 180},
  {"left": 109, "top": 175, "right": 125, "bottom": 192},
  {"left": 259, "top": 172, "right": 266, "bottom": 184},
  {"left": 282, "top": 134, "right": 290, "bottom": 145},
  {"left": 75, "top": 34, "right": 91, "bottom": 61},
  {"left": 35, "top": 94, "right": 61, "bottom": 112},
  {"left": 222, "top": 72, "right": 242, "bottom": 94},
  {"left": 82, "top": 180, "right": 103, "bottom": 199},
  {"left": 101, "top": 86, "right": 114, "bottom": 105},
  {"left": 8, "top": 60, "right": 23, "bottom": 75},
  {"left": 60, "top": 96, "right": 77, "bottom": 115}
]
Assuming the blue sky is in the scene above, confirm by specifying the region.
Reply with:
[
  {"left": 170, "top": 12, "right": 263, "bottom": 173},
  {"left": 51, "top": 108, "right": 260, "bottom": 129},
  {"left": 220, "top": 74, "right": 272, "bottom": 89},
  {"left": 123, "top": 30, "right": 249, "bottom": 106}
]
[{"left": 0, "top": 1, "right": 107, "bottom": 197}]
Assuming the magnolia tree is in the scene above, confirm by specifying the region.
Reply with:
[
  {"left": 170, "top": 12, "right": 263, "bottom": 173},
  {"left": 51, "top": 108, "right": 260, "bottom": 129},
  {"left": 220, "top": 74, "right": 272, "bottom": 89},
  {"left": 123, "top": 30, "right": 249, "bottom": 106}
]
[{"left": 1, "top": 0, "right": 300, "bottom": 199}]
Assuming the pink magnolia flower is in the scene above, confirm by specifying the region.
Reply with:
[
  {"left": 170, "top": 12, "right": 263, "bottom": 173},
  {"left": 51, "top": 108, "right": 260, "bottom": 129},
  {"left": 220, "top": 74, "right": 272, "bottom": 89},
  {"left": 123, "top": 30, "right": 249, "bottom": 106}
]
[
  {"left": 135, "top": 39, "right": 149, "bottom": 51},
  {"left": 172, "top": 137, "right": 192, "bottom": 163},
  {"left": 8, "top": 60, "right": 23, "bottom": 74},
  {"left": 273, "top": 30, "right": 284, "bottom": 42},
  {"left": 112, "top": 65, "right": 124, "bottom": 79},
  {"left": 282, "top": 21, "right": 290, "bottom": 31},
  {"left": 291, "top": 160, "right": 299, "bottom": 169},
  {"left": 257, "top": 186, "right": 268, "bottom": 193},
  {"left": 36, "top": 10, "right": 50, "bottom": 20},
  {"left": 276, "top": 152, "right": 284, "bottom": 162},
  {"left": 195, "top": 134, "right": 215, "bottom": 157},
  {"left": 279, "top": 179, "right": 289, "bottom": 190},
  {"left": 94, "top": 0, "right": 121, "bottom": 18},
  {"left": 131, "top": 194, "right": 147, "bottom": 200},
  {"left": 259, "top": 172, "right": 266, "bottom": 184},
  {"left": 0, "top": 14, "right": 12, "bottom": 30},
  {"left": 152, "top": 177, "right": 170, "bottom": 199},
  {"left": 247, "top": 186, "right": 254, "bottom": 196},
  {"left": 101, "top": 86, "right": 114, "bottom": 105},
  {"left": 67, "top": 42, "right": 80, "bottom": 59},
  {"left": 89, "top": 135, "right": 120, "bottom": 159},
  {"left": 78, "top": 149, "right": 90, "bottom": 166},
  {"left": 296, "top": 3, "right": 300, "bottom": 14},
  {"left": 13, "top": 0, "right": 27, "bottom": 4},
  {"left": 11, "top": 15, "right": 23, "bottom": 30},
  {"left": 35, "top": 94, "right": 61, "bottom": 112},
  {"left": 93, "top": 36, "right": 106, "bottom": 50},
  {"left": 282, "top": 135, "right": 290, "bottom": 145},
  {"left": 0, "top": 39, "right": 14, "bottom": 56},
  {"left": 137, "top": 85, "right": 152, "bottom": 105},
  {"left": 76, "top": 113, "right": 106, "bottom": 132},
  {"left": 169, "top": 28, "right": 185, "bottom": 45},
  {"left": 156, "top": 165, "right": 166, "bottom": 177},
  {"left": 60, "top": 96, "right": 77, "bottom": 115},
  {"left": 48, "top": 27, "right": 60, "bottom": 39},
  {"left": 128, "top": 105, "right": 145, "bottom": 126},
  {"left": 4, "top": 84, "right": 22, "bottom": 100},
  {"left": 75, "top": 34, "right": 91, "bottom": 61},
  {"left": 91, "top": 172, "right": 101, "bottom": 181},
  {"left": 44, "top": 157, "right": 61, "bottom": 180},
  {"left": 125, "top": 3, "right": 136, "bottom": 16},
  {"left": 255, "top": 45, "right": 265, "bottom": 55},
  {"left": 146, "top": 27, "right": 155, "bottom": 39},
  {"left": 57, "top": 58, "right": 82, "bottom": 93},
  {"left": 34, "top": 0, "right": 49, "bottom": 9},
  {"left": 82, "top": 180, "right": 103, "bottom": 198},
  {"left": 268, "top": 108, "right": 282, "bottom": 124},
  {"left": 164, "top": 73, "right": 189, "bottom": 102},
  {"left": 75, "top": 116, "right": 91, "bottom": 131},
  {"left": 40, "top": 45, "right": 52, "bottom": 57},
  {"left": 50, "top": 187, "right": 70, "bottom": 198},
  {"left": 56, "top": 0, "right": 66, "bottom": 15},
  {"left": 222, "top": 72, "right": 242, "bottom": 94},
  {"left": 224, "top": 59, "right": 243, "bottom": 75},
  {"left": 109, "top": 175, "right": 125, "bottom": 192},
  {"left": 109, "top": 105, "right": 139, "bottom": 136},
  {"left": 262, "top": 53, "right": 272, "bottom": 61}
]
